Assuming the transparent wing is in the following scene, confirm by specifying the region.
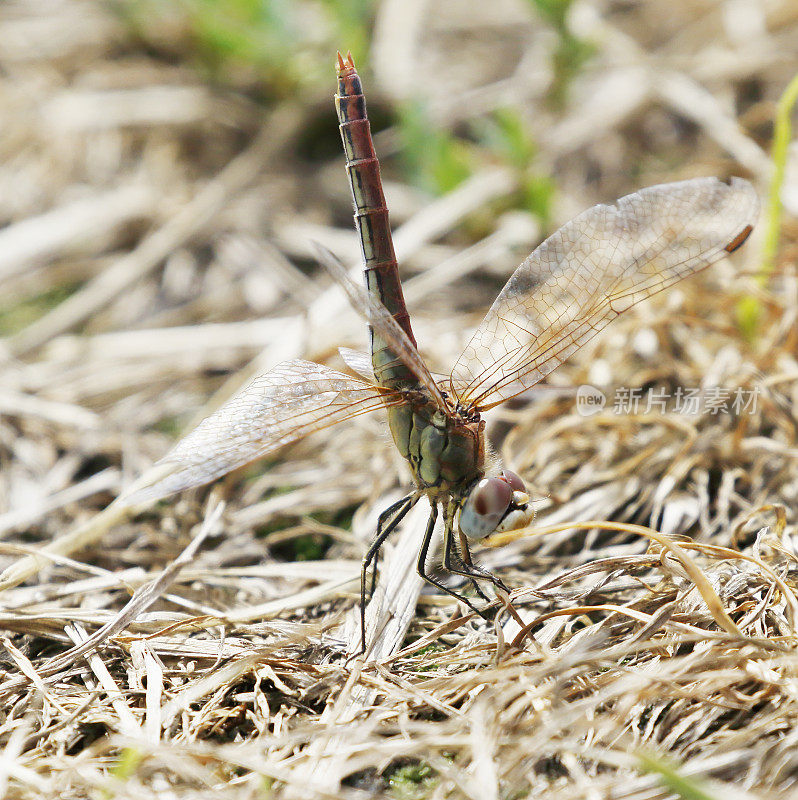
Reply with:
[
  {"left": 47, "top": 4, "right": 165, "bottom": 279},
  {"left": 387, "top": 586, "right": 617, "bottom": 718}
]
[
  {"left": 314, "top": 243, "right": 449, "bottom": 410},
  {"left": 120, "top": 360, "right": 399, "bottom": 505},
  {"left": 451, "top": 177, "right": 759, "bottom": 411},
  {"left": 339, "top": 347, "right": 375, "bottom": 381}
]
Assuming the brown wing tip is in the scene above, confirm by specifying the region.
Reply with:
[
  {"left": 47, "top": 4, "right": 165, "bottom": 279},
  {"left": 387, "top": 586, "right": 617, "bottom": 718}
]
[
  {"left": 724, "top": 224, "right": 754, "bottom": 253},
  {"left": 335, "top": 50, "right": 356, "bottom": 76}
]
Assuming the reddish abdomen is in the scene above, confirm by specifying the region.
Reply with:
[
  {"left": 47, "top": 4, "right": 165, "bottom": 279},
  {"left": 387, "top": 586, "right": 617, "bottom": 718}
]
[{"left": 335, "top": 54, "right": 417, "bottom": 388}]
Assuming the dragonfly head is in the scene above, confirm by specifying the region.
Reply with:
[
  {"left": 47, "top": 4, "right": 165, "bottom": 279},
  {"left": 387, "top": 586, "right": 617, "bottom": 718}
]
[{"left": 459, "top": 469, "right": 534, "bottom": 541}]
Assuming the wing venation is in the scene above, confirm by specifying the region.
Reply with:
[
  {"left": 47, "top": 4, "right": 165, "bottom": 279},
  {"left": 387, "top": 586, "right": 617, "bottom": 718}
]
[
  {"left": 121, "top": 360, "right": 396, "bottom": 505},
  {"left": 450, "top": 177, "right": 759, "bottom": 410}
]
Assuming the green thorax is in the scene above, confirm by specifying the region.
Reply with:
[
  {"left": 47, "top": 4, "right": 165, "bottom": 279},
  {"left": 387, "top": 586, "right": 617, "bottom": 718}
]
[{"left": 387, "top": 396, "right": 485, "bottom": 493}]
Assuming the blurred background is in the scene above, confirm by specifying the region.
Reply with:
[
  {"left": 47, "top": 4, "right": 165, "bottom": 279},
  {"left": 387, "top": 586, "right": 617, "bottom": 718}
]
[
  {"left": 0, "top": 0, "right": 789, "bottom": 503},
  {"left": 1, "top": 2, "right": 797, "bottom": 795}
]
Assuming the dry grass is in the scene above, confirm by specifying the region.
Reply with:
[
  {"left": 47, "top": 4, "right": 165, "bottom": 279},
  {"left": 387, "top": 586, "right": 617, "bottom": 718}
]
[{"left": 0, "top": 0, "right": 797, "bottom": 798}]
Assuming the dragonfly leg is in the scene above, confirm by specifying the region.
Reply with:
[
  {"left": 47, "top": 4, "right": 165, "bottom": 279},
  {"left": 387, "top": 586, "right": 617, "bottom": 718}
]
[
  {"left": 443, "top": 531, "right": 489, "bottom": 602},
  {"left": 442, "top": 502, "right": 509, "bottom": 595},
  {"left": 363, "top": 494, "right": 414, "bottom": 602},
  {"left": 359, "top": 493, "right": 415, "bottom": 655},
  {"left": 416, "top": 504, "right": 488, "bottom": 620}
]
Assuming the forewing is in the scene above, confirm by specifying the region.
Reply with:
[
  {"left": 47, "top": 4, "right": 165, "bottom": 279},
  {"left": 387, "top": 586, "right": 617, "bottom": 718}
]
[
  {"left": 451, "top": 177, "right": 759, "bottom": 410},
  {"left": 314, "top": 243, "right": 449, "bottom": 410},
  {"left": 120, "top": 360, "right": 397, "bottom": 505}
]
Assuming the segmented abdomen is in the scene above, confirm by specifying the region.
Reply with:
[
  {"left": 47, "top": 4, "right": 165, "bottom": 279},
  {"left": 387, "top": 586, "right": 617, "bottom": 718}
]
[{"left": 335, "top": 52, "right": 417, "bottom": 389}]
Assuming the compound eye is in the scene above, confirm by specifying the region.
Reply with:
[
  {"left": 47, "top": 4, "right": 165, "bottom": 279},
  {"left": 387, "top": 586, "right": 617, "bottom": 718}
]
[
  {"left": 459, "top": 477, "right": 513, "bottom": 541},
  {"left": 500, "top": 469, "right": 525, "bottom": 493}
]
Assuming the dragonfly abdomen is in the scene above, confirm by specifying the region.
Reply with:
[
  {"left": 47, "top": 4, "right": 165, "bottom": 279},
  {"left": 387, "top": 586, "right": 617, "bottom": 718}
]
[{"left": 335, "top": 52, "right": 417, "bottom": 389}]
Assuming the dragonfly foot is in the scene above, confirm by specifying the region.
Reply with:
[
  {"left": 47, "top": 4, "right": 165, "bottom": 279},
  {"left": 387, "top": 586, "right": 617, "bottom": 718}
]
[{"left": 444, "top": 531, "right": 509, "bottom": 597}]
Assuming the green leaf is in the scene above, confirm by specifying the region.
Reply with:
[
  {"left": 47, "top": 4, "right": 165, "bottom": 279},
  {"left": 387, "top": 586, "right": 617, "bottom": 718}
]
[
  {"left": 638, "top": 753, "right": 720, "bottom": 800},
  {"left": 398, "top": 103, "right": 472, "bottom": 195}
]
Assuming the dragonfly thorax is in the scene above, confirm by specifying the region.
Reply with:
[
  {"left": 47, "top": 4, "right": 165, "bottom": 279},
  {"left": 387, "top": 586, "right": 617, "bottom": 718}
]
[{"left": 386, "top": 398, "right": 485, "bottom": 493}]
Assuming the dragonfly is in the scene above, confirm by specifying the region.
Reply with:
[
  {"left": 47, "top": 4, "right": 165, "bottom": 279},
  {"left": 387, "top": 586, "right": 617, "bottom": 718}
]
[{"left": 123, "top": 52, "right": 759, "bottom": 654}]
